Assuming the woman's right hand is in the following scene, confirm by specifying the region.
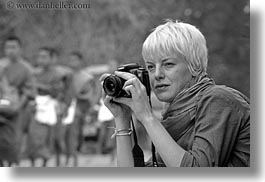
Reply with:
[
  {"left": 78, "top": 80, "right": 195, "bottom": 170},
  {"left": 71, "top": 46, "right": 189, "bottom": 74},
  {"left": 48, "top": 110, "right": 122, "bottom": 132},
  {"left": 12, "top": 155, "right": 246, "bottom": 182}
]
[{"left": 99, "top": 74, "right": 131, "bottom": 126}]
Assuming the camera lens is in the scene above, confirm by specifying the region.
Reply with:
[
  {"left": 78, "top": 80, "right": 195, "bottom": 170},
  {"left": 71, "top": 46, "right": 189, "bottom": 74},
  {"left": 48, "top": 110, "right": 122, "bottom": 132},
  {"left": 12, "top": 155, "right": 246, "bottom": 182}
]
[{"left": 103, "top": 75, "right": 124, "bottom": 97}]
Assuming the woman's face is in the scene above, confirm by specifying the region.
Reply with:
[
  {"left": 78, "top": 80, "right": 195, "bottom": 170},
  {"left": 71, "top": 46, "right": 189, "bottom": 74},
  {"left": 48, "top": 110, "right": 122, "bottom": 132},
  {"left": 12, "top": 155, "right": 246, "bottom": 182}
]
[{"left": 145, "top": 56, "right": 192, "bottom": 103}]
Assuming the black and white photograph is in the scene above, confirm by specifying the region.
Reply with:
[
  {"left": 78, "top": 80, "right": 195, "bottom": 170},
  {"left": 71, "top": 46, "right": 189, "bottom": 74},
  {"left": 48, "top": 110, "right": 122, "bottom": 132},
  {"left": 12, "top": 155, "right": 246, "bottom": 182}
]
[
  {"left": 0, "top": 0, "right": 255, "bottom": 177},
  {"left": 0, "top": 0, "right": 251, "bottom": 169}
]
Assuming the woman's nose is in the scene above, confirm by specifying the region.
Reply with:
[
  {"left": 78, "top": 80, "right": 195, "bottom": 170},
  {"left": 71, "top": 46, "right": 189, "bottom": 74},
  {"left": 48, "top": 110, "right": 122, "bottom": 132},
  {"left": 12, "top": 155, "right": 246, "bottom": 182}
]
[{"left": 154, "top": 66, "right": 165, "bottom": 80}]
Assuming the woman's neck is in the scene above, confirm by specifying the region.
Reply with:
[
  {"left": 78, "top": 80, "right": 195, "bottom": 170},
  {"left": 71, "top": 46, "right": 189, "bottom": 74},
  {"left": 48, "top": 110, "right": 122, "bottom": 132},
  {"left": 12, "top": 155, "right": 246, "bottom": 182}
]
[{"left": 169, "top": 73, "right": 207, "bottom": 105}]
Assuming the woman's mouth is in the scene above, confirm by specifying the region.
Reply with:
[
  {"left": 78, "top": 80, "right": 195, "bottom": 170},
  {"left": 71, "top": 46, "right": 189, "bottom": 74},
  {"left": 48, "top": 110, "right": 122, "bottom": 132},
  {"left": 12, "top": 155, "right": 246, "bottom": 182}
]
[{"left": 155, "top": 84, "right": 170, "bottom": 91}]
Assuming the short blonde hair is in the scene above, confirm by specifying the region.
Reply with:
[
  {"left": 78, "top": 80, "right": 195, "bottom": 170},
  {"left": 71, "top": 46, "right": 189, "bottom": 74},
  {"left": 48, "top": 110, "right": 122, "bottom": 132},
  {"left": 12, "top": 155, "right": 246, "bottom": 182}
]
[{"left": 142, "top": 20, "right": 208, "bottom": 76}]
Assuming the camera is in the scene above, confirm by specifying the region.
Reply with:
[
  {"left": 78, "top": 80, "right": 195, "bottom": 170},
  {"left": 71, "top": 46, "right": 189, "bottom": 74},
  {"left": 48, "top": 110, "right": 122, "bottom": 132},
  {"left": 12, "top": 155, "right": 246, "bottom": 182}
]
[{"left": 103, "top": 63, "right": 151, "bottom": 98}]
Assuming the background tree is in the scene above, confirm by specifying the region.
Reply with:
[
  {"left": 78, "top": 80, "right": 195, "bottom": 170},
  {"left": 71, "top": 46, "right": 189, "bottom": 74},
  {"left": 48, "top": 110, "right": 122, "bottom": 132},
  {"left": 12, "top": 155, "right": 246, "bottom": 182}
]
[{"left": 0, "top": 0, "right": 249, "bottom": 96}]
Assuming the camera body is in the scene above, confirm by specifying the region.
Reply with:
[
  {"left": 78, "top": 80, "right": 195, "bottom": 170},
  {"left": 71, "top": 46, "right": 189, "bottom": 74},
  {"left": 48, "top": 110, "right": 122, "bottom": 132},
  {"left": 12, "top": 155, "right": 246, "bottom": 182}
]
[{"left": 103, "top": 63, "right": 151, "bottom": 98}]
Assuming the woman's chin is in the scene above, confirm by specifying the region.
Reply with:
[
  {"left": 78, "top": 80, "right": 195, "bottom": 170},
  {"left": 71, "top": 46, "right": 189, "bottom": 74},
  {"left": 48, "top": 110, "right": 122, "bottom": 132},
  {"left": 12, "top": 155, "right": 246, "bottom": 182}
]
[{"left": 155, "top": 93, "right": 171, "bottom": 103}]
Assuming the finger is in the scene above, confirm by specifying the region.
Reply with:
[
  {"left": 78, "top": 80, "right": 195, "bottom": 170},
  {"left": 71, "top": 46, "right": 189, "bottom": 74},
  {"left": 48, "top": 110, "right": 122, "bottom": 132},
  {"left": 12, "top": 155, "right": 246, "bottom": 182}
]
[
  {"left": 123, "top": 85, "right": 136, "bottom": 97},
  {"left": 123, "top": 78, "right": 148, "bottom": 99},
  {"left": 99, "top": 73, "right": 111, "bottom": 82},
  {"left": 103, "top": 95, "right": 114, "bottom": 107},
  {"left": 123, "top": 77, "right": 141, "bottom": 91},
  {"left": 114, "top": 71, "right": 136, "bottom": 81},
  {"left": 104, "top": 95, "right": 113, "bottom": 102}
]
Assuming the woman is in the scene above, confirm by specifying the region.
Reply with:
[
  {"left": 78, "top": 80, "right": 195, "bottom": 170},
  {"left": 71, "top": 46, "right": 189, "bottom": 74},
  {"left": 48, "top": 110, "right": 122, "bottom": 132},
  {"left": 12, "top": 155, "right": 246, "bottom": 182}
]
[{"left": 100, "top": 20, "right": 250, "bottom": 167}]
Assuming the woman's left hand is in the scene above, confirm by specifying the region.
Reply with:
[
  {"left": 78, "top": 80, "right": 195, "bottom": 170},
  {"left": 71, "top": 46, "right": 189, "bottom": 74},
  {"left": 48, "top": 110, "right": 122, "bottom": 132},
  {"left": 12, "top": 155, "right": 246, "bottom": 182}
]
[{"left": 113, "top": 71, "right": 153, "bottom": 125}]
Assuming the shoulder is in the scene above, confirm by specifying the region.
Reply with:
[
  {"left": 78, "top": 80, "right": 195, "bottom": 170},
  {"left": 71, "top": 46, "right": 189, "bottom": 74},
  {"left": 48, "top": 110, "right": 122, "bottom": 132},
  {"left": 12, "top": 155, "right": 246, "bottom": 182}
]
[
  {"left": 73, "top": 70, "right": 93, "bottom": 84},
  {"left": 53, "top": 65, "right": 73, "bottom": 78},
  {"left": 19, "top": 59, "right": 35, "bottom": 74},
  {"left": 198, "top": 85, "right": 249, "bottom": 113},
  {"left": 0, "top": 57, "right": 10, "bottom": 65},
  {"left": 0, "top": 57, "right": 10, "bottom": 72},
  {"left": 20, "top": 59, "right": 34, "bottom": 69},
  {"left": 194, "top": 85, "right": 250, "bottom": 134}
]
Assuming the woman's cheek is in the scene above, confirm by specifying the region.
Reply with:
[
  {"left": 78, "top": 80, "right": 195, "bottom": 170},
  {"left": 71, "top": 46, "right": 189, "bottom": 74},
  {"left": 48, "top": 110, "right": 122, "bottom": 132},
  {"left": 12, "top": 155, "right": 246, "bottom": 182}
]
[{"left": 149, "top": 75, "right": 155, "bottom": 90}]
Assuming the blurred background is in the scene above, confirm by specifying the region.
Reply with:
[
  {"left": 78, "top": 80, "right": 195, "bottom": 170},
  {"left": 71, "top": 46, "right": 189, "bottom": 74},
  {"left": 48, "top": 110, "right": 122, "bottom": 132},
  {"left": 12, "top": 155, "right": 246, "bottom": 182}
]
[
  {"left": 0, "top": 0, "right": 249, "bottom": 167},
  {"left": 0, "top": 0, "right": 249, "bottom": 96}
]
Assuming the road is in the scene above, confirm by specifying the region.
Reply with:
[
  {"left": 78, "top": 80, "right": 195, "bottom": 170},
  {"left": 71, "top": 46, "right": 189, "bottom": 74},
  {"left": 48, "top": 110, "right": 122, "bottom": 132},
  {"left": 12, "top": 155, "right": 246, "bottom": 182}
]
[
  {"left": 18, "top": 153, "right": 116, "bottom": 167},
  {"left": 18, "top": 149, "right": 151, "bottom": 167}
]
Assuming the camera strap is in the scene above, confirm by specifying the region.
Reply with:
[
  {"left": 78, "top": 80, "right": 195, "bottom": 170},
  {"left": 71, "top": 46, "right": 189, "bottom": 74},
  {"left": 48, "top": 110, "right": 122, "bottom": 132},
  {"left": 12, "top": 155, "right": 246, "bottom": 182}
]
[
  {"left": 131, "top": 98, "right": 158, "bottom": 167},
  {"left": 149, "top": 99, "right": 158, "bottom": 167},
  {"left": 152, "top": 142, "right": 158, "bottom": 167},
  {"left": 131, "top": 117, "right": 145, "bottom": 167}
]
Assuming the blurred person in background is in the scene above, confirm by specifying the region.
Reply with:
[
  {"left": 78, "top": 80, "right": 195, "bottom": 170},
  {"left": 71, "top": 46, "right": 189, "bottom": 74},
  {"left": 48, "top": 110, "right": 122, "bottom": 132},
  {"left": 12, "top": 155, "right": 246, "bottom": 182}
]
[
  {"left": 49, "top": 48, "right": 72, "bottom": 166},
  {"left": 100, "top": 20, "right": 250, "bottom": 167},
  {"left": 67, "top": 51, "right": 88, "bottom": 154},
  {"left": 0, "top": 36, "right": 35, "bottom": 166},
  {"left": 67, "top": 51, "right": 97, "bottom": 154},
  {"left": 26, "top": 47, "right": 64, "bottom": 167},
  {"left": 60, "top": 51, "right": 87, "bottom": 166}
]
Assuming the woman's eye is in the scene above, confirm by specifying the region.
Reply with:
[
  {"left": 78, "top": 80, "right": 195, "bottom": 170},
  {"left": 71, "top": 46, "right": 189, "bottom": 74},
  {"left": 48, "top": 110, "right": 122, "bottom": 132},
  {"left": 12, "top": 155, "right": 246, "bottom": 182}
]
[
  {"left": 147, "top": 65, "right": 155, "bottom": 71},
  {"left": 164, "top": 62, "right": 174, "bottom": 68}
]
